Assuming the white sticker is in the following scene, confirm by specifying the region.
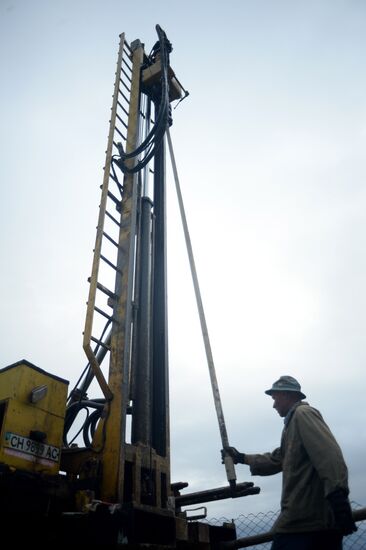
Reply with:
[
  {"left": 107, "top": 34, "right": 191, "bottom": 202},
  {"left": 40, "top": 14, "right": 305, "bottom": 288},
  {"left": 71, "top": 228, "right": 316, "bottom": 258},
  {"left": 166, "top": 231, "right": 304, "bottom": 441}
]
[{"left": 4, "top": 432, "right": 60, "bottom": 463}]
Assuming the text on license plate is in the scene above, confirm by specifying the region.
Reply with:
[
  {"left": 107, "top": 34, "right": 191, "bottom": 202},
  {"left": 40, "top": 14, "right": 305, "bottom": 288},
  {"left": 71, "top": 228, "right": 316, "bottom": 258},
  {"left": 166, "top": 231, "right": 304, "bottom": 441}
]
[{"left": 4, "top": 432, "right": 60, "bottom": 462}]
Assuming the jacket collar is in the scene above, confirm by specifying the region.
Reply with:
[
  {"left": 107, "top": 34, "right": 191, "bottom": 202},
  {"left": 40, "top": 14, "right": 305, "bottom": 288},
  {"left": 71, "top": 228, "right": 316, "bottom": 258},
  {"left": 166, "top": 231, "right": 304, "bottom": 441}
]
[{"left": 284, "top": 400, "right": 307, "bottom": 426}]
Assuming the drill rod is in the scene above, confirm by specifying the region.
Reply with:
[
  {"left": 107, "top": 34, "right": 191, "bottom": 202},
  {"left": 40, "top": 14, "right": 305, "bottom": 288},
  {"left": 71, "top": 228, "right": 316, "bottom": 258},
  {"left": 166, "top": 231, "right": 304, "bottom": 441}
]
[{"left": 167, "top": 127, "right": 237, "bottom": 487}]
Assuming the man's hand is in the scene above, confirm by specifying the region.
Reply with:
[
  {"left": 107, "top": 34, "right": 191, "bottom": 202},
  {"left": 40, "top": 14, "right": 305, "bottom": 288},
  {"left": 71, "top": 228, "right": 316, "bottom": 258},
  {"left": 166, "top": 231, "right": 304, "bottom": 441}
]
[
  {"left": 221, "top": 446, "right": 246, "bottom": 465},
  {"left": 327, "top": 489, "right": 358, "bottom": 536}
]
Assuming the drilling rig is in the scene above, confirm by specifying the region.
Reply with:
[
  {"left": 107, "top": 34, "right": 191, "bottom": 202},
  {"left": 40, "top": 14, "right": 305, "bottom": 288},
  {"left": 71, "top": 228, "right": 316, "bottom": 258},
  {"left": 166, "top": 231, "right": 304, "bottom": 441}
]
[{"left": 0, "top": 26, "right": 260, "bottom": 547}]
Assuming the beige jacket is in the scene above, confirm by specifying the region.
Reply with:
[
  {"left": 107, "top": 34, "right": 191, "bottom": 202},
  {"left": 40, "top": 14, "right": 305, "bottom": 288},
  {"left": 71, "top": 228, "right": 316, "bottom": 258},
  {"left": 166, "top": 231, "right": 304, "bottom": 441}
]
[{"left": 245, "top": 402, "right": 349, "bottom": 533}]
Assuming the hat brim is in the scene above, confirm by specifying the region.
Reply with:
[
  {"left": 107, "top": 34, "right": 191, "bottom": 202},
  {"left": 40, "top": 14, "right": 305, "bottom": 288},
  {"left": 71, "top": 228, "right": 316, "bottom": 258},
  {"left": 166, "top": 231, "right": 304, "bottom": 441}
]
[{"left": 265, "top": 388, "right": 306, "bottom": 399}]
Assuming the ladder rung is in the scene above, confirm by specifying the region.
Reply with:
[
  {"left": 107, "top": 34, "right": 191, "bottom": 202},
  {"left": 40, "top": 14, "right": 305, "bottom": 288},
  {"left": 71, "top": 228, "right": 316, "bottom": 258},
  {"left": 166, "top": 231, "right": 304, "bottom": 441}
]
[
  {"left": 123, "top": 42, "right": 132, "bottom": 54},
  {"left": 120, "top": 78, "right": 131, "bottom": 93},
  {"left": 115, "top": 125, "right": 126, "bottom": 141},
  {"left": 119, "top": 90, "right": 130, "bottom": 105},
  {"left": 107, "top": 190, "right": 121, "bottom": 209},
  {"left": 88, "top": 278, "right": 117, "bottom": 300},
  {"left": 109, "top": 171, "right": 123, "bottom": 188},
  {"left": 100, "top": 253, "right": 122, "bottom": 273},
  {"left": 116, "top": 112, "right": 128, "bottom": 130},
  {"left": 121, "top": 67, "right": 132, "bottom": 83},
  {"left": 90, "top": 336, "right": 110, "bottom": 351},
  {"left": 117, "top": 101, "right": 129, "bottom": 118},
  {"left": 122, "top": 52, "right": 132, "bottom": 68},
  {"left": 103, "top": 231, "right": 119, "bottom": 248},
  {"left": 105, "top": 210, "right": 120, "bottom": 226},
  {"left": 94, "top": 305, "right": 119, "bottom": 323},
  {"left": 122, "top": 55, "right": 132, "bottom": 71}
]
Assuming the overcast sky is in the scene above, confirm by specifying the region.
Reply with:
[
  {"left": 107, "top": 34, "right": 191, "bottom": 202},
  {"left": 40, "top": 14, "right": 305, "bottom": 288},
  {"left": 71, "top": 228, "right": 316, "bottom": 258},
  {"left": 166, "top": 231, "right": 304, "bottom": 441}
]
[{"left": 0, "top": 0, "right": 365, "bottom": 521}]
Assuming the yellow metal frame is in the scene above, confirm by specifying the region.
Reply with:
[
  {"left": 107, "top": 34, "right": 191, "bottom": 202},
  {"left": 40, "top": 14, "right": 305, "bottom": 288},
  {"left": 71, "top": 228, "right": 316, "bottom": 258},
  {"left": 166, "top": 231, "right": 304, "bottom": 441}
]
[
  {"left": 100, "top": 40, "right": 145, "bottom": 502},
  {"left": 82, "top": 33, "right": 127, "bottom": 402},
  {"left": 0, "top": 360, "right": 68, "bottom": 475}
]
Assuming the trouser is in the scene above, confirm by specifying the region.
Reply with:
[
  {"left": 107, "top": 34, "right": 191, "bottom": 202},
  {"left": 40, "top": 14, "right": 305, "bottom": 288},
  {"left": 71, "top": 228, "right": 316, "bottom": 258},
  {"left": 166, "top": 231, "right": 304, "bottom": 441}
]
[{"left": 271, "top": 531, "right": 343, "bottom": 550}]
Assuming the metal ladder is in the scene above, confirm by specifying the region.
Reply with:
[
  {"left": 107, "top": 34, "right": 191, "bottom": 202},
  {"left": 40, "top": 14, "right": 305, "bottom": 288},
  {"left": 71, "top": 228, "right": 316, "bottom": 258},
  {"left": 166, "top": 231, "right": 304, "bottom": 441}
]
[{"left": 83, "top": 34, "right": 143, "bottom": 401}]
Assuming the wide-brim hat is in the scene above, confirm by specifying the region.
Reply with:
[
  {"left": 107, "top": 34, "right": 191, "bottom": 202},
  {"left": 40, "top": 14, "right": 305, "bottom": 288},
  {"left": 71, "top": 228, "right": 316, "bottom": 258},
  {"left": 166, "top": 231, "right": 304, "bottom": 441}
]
[{"left": 265, "top": 375, "right": 306, "bottom": 399}]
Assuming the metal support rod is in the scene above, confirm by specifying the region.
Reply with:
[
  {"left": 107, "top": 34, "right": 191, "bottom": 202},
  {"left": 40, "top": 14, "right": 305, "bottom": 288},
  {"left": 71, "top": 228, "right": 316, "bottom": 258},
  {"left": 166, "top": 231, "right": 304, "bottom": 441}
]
[
  {"left": 151, "top": 135, "right": 169, "bottom": 458},
  {"left": 166, "top": 127, "right": 237, "bottom": 487},
  {"left": 175, "top": 482, "right": 260, "bottom": 508},
  {"left": 131, "top": 197, "right": 153, "bottom": 445}
]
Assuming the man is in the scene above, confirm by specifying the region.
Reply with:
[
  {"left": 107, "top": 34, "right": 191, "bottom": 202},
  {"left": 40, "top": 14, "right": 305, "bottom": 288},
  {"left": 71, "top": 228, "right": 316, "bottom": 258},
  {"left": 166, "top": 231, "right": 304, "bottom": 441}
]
[{"left": 224, "top": 375, "right": 357, "bottom": 550}]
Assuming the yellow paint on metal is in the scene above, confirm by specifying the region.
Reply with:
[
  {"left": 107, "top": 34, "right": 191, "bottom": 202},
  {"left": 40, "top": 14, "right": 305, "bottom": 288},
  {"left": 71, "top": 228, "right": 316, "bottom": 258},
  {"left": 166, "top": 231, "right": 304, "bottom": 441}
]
[
  {"left": 142, "top": 60, "right": 182, "bottom": 101},
  {"left": 99, "top": 41, "right": 144, "bottom": 502},
  {"left": 0, "top": 360, "right": 68, "bottom": 475}
]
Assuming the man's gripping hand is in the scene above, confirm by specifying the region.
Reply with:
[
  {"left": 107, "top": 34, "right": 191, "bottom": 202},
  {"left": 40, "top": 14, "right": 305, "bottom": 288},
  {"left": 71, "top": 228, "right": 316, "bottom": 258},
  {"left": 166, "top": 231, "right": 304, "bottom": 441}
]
[
  {"left": 221, "top": 446, "right": 246, "bottom": 465},
  {"left": 327, "top": 489, "right": 358, "bottom": 536}
]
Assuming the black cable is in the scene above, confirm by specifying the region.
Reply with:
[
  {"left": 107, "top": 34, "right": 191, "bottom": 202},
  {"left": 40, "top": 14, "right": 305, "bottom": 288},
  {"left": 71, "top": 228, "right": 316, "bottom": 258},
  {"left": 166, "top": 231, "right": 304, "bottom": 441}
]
[
  {"left": 63, "top": 400, "right": 105, "bottom": 447},
  {"left": 83, "top": 409, "right": 102, "bottom": 448},
  {"left": 64, "top": 319, "right": 111, "bottom": 444},
  {"left": 120, "top": 27, "right": 170, "bottom": 160},
  {"left": 116, "top": 25, "right": 171, "bottom": 175},
  {"left": 68, "top": 407, "right": 89, "bottom": 446}
]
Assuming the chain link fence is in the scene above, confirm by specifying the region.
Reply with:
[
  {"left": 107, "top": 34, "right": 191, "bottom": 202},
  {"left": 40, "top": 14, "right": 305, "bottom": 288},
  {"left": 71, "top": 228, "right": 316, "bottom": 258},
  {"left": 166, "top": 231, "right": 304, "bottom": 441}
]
[{"left": 207, "top": 501, "right": 366, "bottom": 549}]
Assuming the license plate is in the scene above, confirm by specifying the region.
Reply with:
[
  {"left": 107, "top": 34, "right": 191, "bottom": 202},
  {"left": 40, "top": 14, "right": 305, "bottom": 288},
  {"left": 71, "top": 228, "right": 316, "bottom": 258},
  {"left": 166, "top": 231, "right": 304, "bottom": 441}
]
[{"left": 4, "top": 432, "right": 60, "bottom": 463}]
